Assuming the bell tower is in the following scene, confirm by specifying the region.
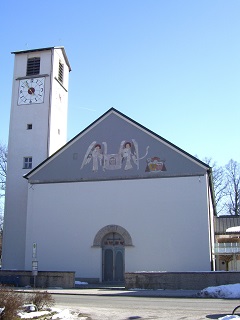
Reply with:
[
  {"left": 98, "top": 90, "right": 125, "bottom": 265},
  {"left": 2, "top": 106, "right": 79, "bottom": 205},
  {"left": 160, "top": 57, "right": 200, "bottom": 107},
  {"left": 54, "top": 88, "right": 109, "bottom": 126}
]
[{"left": 2, "top": 47, "right": 71, "bottom": 269}]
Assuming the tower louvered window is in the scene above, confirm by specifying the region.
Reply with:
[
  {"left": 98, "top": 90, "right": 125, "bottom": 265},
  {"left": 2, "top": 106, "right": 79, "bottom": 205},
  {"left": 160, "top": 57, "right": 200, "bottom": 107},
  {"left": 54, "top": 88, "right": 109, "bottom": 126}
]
[
  {"left": 58, "top": 61, "right": 64, "bottom": 83},
  {"left": 26, "top": 57, "right": 40, "bottom": 76}
]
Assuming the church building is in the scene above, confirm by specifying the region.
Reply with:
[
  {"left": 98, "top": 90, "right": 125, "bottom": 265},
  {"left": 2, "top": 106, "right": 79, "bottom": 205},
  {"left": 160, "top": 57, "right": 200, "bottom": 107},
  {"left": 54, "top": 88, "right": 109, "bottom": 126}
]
[{"left": 2, "top": 47, "right": 216, "bottom": 283}]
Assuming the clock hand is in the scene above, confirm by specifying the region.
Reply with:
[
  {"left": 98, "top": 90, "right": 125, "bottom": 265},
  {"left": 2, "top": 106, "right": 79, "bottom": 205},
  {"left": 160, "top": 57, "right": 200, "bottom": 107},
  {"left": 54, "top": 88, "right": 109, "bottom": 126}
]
[
  {"left": 24, "top": 81, "right": 35, "bottom": 95},
  {"left": 24, "top": 81, "right": 30, "bottom": 88}
]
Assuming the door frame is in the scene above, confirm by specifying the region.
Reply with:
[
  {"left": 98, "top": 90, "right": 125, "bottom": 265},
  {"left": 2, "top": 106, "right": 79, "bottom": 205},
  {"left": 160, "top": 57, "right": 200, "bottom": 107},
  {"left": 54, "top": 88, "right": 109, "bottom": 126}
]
[
  {"left": 102, "top": 245, "right": 125, "bottom": 282},
  {"left": 92, "top": 224, "right": 133, "bottom": 283}
]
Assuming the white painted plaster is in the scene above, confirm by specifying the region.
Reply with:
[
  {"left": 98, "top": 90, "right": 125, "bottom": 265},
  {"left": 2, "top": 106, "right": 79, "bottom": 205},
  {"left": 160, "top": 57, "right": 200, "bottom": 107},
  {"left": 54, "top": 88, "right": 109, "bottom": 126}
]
[{"left": 25, "top": 175, "right": 212, "bottom": 279}]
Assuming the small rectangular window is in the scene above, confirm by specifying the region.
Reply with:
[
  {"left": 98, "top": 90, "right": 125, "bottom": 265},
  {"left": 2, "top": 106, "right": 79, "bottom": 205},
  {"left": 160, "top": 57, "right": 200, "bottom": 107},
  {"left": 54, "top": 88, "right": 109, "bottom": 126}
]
[
  {"left": 73, "top": 153, "right": 78, "bottom": 160},
  {"left": 27, "top": 124, "right": 32, "bottom": 130},
  {"left": 23, "top": 157, "right": 32, "bottom": 169},
  {"left": 58, "top": 61, "right": 64, "bottom": 83},
  {"left": 27, "top": 57, "right": 40, "bottom": 76}
]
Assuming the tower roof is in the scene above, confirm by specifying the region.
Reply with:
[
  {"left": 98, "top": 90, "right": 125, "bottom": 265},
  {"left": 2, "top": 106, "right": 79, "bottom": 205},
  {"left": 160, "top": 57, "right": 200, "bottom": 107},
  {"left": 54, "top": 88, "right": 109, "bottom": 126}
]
[{"left": 11, "top": 46, "right": 71, "bottom": 71}]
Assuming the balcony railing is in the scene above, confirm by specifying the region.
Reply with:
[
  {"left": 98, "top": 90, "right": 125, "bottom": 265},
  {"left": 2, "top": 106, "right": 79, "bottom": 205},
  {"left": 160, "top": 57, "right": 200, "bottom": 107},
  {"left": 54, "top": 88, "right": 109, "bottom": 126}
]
[{"left": 214, "top": 243, "right": 240, "bottom": 254}]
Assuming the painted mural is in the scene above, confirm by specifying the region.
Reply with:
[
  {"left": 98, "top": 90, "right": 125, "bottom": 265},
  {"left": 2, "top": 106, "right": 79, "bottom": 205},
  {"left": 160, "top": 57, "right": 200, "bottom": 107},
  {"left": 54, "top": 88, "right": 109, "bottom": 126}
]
[
  {"left": 81, "top": 140, "right": 167, "bottom": 173},
  {"left": 145, "top": 157, "right": 166, "bottom": 172}
]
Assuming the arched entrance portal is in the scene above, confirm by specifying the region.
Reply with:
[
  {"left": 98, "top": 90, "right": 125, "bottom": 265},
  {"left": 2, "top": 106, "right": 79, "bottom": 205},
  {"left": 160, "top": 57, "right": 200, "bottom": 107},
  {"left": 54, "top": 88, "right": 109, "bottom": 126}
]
[
  {"left": 93, "top": 225, "right": 133, "bottom": 283},
  {"left": 102, "top": 232, "right": 124, "bottom": 282}
]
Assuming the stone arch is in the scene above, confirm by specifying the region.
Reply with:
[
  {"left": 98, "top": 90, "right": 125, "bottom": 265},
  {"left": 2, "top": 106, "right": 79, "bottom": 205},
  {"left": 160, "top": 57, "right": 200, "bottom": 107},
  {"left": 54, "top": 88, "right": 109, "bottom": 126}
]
[{"left": 93, "top": 224, "right": 133, "bottom": 247}]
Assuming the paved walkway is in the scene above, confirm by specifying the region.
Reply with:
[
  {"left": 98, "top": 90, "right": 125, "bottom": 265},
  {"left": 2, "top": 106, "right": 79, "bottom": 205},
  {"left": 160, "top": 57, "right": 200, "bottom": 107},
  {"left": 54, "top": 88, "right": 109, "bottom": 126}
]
[{"left": 19, "top": 287, "right": 201, "bottom": 298}]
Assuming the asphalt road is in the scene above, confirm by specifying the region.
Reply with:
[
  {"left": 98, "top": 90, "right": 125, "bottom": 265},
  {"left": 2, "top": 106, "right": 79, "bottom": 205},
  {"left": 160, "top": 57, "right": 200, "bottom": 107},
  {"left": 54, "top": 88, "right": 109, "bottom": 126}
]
[{"left": 52, "top": 294, "right": 240, "bottom": 320}]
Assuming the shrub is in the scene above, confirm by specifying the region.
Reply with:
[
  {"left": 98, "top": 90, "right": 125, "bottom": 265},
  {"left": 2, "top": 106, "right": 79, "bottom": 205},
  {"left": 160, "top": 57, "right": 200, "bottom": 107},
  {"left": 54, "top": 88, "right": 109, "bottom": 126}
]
[
  {"left": 0, "top": 286, "right": 24, "bottom": 319},
  {"left": 25, "top": 291, "right": 55, "bottom": 310}
]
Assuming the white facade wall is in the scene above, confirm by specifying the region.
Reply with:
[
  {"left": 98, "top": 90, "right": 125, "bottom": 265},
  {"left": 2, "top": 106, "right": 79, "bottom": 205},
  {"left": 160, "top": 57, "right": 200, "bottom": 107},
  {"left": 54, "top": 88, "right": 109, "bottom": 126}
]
[
  {"left": 48, "top": 48, "right": 69, "bottom": 155},
  {"left": 3, "top": 52, "right": 51, "bottom": 269},
  {"left": 25, "top": 175, "right": 211, "bottom": 279},
  {"left": 2, "top": 48, "right": 70, "bottom": 269}
]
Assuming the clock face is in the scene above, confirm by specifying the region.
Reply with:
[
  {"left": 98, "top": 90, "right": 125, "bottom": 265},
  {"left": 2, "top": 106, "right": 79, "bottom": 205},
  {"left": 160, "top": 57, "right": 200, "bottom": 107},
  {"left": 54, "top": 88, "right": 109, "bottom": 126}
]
[{"left": 18, "top": 77, "right": 45, "bottom": 105}]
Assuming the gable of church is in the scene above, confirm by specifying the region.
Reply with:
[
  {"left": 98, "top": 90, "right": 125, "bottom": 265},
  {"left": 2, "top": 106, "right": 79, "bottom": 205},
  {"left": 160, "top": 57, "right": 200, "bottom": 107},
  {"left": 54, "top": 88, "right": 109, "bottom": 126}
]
[{"left": 26, "top": 108, "right": 209, "bottom": 183}]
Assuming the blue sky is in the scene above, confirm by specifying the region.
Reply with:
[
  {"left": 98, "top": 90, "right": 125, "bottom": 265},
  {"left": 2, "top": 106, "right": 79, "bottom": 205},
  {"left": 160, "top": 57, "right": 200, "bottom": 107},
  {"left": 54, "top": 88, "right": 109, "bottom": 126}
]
[{"left": 1, "top": 0, "right": 240, "bottom": 166}]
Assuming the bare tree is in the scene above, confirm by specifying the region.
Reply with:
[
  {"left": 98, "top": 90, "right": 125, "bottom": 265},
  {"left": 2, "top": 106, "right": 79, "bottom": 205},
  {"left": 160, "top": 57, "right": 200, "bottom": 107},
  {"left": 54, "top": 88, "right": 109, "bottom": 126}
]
[
  {"left": 224, "top": 159, "right": 240, "bottom": 215},
  {"left": 202, "top": 157, "right": 227, "bottom": 215},
  {"left": 0, "top": 143, "right": 7, "bottom": 198},
  {"left": 0, "top": 143, "right": 7, "bottom": 256},
  {"left": 0, "top": 212, "right": 3, "bottom": 257}
]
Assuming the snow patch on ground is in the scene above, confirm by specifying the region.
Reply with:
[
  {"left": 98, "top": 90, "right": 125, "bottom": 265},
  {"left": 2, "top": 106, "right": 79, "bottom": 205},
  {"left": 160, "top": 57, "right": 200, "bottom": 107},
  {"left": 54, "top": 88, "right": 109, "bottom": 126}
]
[
  {"left": 199, "top": 283, "right": 240, "bottom": 299},
  {"left": 18, "top": 308, "right": 89, "bottom": 319}
]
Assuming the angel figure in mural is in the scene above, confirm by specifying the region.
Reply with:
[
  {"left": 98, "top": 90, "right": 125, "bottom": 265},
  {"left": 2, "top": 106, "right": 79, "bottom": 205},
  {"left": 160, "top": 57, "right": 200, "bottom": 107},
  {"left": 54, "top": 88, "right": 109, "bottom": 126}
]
[
  {"left": 81, "top": 139, "right": 149, "bottom": 172},
  {"left": 80, "top": 141, "right": 103, "bottom": 172},
  {"left": 121, "top": 142, "right": 135, "bottom": 170},
  {"left": 120, "top": 141, "right": 139, "bottom": 170}
]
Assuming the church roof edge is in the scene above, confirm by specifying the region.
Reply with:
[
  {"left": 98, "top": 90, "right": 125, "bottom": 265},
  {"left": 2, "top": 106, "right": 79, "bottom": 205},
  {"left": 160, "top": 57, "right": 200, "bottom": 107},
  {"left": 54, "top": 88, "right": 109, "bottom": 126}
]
[
  {"left": 107, "top": 108, "right": 211, "bottom": 170},
  {"left": 24, "top": 107, "right": 211, "bottom": 181}
]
